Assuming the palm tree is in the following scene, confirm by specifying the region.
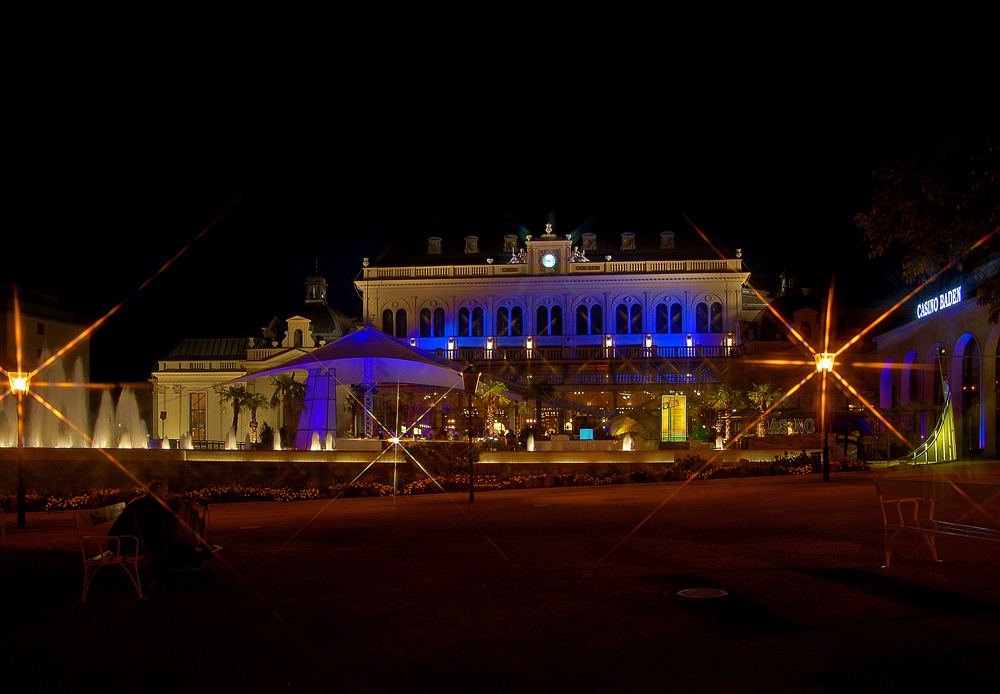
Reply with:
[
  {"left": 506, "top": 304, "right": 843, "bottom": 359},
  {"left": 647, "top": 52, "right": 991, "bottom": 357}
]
[
  {"left": 477, "top": 379, "right": 510, "bottom": 437},
  {"left": 747, "top": 382, "right": 782, "bottom": 437},
  {"left": 269, "top": 374, "right": 308, "bottom": 447},
  {"left": 216, "top": 385, "right": 251, "bottom": 437},
  {"left": 523, "top": 378, "right": 556, "bottom": 440},
  {"left": 707, "top": 382, "right": 747, "bottom": 443},
  {"left": 243, "top": 391, "right": 270, "bottom": 444}
]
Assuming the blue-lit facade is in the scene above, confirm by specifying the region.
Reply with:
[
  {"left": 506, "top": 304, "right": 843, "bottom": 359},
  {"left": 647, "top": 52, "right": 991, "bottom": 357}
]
[{"left": 356, "top": 227, "right": 753, "bottom": 423}]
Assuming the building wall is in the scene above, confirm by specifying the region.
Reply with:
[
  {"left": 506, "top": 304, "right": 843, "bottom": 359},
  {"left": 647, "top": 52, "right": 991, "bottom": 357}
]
[
  {"left": 874, "top": 295, "right": 999, "bottom": 457},
  {"left": 359, "top": 269, "right": 748, "bottom": 351}
]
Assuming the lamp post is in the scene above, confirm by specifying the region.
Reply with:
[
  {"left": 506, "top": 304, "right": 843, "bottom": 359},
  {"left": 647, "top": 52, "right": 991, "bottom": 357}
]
[
  {"left": 8, "top": 371, "right": 31, "bottom": 527},
  {"left": 462, "top": 369, "right": 481, "bottom": 503},
  {"left": 815, "top": 353, "right": 835, "bottom": 482}
]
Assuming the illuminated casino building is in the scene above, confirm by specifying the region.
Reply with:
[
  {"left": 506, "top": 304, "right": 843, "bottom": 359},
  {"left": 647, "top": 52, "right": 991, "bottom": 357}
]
[
  {"left": 872, "top": 257, "right": 1000, "bottom": 458},
  {"left": 355, "top": 220, "right": 760, "bottom": 435}
]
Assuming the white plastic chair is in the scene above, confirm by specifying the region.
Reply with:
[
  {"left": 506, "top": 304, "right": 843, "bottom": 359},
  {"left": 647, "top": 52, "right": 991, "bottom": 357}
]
[{"left": 75, "top": 502, "right": 144, "bottom": 602}]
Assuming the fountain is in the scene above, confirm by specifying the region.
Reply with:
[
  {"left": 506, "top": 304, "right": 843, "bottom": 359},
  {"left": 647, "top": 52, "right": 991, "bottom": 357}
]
[
  {"left": 622, "top": 432, "right": 633, "bottom": 452},
  {"left": 116, "top": 388, "right": 148, "bottom": 449},
  {"left": 92, "top": 390, "right": 117, "bottom": 448},
  {"left": 273, "top": 434, "right": 282, "bottom": 451},
  {"left": 0, "top": 397, "right": 16, "bottom": 447},
  {"left": 526, "top": 432, "right": 535, "bottom": 452},
  {"left": 225, "top": 429, "right": 237, "bottom": 450},
  {"left": 161, "top": 437, "right": 171, "bottom": 450},
  {"left": 324, "top": 432, "right": 335, "bottom": 450},
  {"left": 180, "top": 432, "right": 194, "bottom": 450},
  {"left": 64, "top": 359, "right": 89, "bottom": 447},
  {"left": 310, "top": 432, "right": 321, "bottom": 450}
]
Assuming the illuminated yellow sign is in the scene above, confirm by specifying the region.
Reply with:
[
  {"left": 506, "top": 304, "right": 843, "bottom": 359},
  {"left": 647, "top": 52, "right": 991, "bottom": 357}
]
[{"left": 661, "top": 395, "right": 687, "bottom": 442}]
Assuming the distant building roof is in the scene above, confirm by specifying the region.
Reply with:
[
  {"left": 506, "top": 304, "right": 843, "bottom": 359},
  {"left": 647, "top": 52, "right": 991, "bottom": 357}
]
[
  {"left": 297, "top": 303, "right": 353, "bottom": 341},
  {"left": 372, "top": 222, "right": 732, "bottom": 268}
]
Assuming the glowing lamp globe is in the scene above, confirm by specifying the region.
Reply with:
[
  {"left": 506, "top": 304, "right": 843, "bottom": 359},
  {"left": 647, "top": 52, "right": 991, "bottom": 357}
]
[
  {"left": 8, "top": 371, "right": 30, "bottom": 395},
  {"left": 814, "top": 353, "right": 835, "bottom": 373}
]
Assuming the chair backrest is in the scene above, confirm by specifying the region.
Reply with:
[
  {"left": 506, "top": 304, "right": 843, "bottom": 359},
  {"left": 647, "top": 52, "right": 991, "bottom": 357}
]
[
  {"left": 876, "top": 479, "right": 1000, "bottom": 505},
  {"left": 76, "top": 502, "right": 126, "bottom": 533}
]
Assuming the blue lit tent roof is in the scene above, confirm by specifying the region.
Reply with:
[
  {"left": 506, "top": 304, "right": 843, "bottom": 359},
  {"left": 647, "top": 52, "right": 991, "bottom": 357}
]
[{"left": 239, "top": 325, "right": 468, "bottom": 389}]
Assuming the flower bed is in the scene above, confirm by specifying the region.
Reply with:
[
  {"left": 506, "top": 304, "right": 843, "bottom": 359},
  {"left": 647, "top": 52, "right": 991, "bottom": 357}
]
[{"left": 0, "top": 450, "right": 867, "bottom": 511}]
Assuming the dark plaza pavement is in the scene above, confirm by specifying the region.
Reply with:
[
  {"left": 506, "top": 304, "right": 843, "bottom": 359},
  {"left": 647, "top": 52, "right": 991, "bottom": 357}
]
[{"left": 2, "top": 462, "right": 999, "bottom": 693}]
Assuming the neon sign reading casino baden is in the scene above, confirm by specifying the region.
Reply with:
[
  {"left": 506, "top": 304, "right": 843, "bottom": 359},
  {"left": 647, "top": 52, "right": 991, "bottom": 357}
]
[{"left": 916, "top": 285, "right": 962, "bottom": 320}]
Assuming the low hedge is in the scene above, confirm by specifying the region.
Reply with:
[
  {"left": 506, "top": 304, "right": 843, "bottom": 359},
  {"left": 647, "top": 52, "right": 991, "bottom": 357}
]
[{"left": 0, "top": 451, "right": 867, "bottom": 512}]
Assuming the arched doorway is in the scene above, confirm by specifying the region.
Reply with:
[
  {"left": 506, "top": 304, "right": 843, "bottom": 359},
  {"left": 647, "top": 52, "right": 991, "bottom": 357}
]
[{"left": 954, "top": 334, "right": 982, "bottom": 457}]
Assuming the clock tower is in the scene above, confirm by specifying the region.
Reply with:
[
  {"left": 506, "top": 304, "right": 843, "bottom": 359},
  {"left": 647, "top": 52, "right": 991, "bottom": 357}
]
[{"left": 526, "top": 221, "right": 573, "bottom": 275}]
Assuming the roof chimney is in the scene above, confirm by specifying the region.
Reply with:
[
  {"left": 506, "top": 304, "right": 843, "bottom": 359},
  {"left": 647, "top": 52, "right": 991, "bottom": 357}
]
[
  {"left": 620, "top": 232, "right": 636, "bottom": 250},
  {"left": 427, "top": 237, "right": 442, "bottom": 255},
  {"left": 660, "top": 231, "right": 675, "bottom": 249},
  {"left": 503, "top": 234, "right": 518, "bottom": 253},
  {"left": 464, "top": 236, "right": 479, "bottom": 254},
  {"left": 581, "top": 232, "right": 597, "bottom": 250}
]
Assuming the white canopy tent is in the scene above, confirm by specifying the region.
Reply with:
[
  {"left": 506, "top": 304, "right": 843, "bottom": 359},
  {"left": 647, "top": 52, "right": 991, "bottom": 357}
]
[{"left": 239, "top": 325, "right": 469, "bottom": 446}]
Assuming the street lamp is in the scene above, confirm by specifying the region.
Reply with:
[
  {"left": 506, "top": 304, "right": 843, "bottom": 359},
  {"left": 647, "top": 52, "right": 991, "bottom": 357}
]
[
  {"left": 815, "top": 353, "right": 835, "bottom": 482},
  {"left": 8, "top": 371, "right": 31, "bottom": 528},
  {"left": 462, "top": 369, "right": 481, "bottom": 503}
]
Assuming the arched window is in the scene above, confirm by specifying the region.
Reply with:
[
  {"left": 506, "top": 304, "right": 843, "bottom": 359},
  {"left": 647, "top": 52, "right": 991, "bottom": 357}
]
[
  {"left": 656, "top": 304, "right": 669, "bottom": 333},
  {"left": 497, "top": 306, "right": 509, "bottom": 336},
  {"left": 630, "top": 304, "right": 642, "bottom": 334},
  {"left": 710, "top": 302, "right": 723, "bottom": 333},
  {"left": 458, "top": 307, "right": 470, "bottom": 337},
  {"left": 880, "top": 359, "right": 895, "bottom": 410},
  {"left": 616, "top": 304, "right": 629, "bottom": 334},
  {"left": 471, "top": 307, "right": 484, "bottom": 336},
  {"left": 293, "top": 329, "right": 303, "bottom": 347},
  {"left": 577, "top": 305, "right": 589, "bottom": 335},
  {"left": 420, "top": 308, "right": 432, "bottom": 337},
  {"left": 510, "top": 306, "right": 523, "bottom": 336},
  {"left": 394, "top": 309, "right": 407, "bottom": 338},
  {"left": 696, "top": 303, "right": 709, "bottom": 333},
  {"left": 537, "top": 306, "right": 549, "bottom": 336},
  {"left": 670, "top": 304, "right": 683, "bottom": 333},
  {"left": 590, "top": 305, "right": 603, "bottom": 335},
  {"left": 616, "top": 304, "right": 642, "bottom": 334},
  {"left": 382, "top": 309, "right": 394, "bottom": 335},
  {"left": 433, "top": 308, "right": 445, "bottom": 337},
  {"left": 550, "top": 306, "right": 562, "bottom": 336}
]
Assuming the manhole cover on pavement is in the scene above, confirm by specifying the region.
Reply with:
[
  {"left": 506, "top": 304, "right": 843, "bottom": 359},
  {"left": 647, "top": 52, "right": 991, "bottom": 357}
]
[{"left": 677, "top": 588, "right": 728, "bottom": 599}]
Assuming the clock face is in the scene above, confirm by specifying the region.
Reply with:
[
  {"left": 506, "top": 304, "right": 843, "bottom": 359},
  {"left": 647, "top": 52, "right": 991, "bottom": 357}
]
[{"left": 541, "top": 252, "right": 557, "bottom": 269}]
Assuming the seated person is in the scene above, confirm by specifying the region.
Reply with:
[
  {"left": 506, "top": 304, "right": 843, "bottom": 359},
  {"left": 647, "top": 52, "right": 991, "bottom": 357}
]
[
  {"left": 109, "top": 482, "right": 210, "bottom": 582},
  {"left": 109, "top": 481, "right": 172, "bottom": 581}
]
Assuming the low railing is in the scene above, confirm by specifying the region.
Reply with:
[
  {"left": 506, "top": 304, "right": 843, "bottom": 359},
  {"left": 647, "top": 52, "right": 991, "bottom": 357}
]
[
  {"left": 498, "top": 372, "right": 716, "bottom": 385},
  {"left": 247, "top": 348, "right": 286, "bottom": 361},
  {"left": 191, "top": 440, "right": 250, "bottom": 450},
  {"left": 362, "top": 258, "right": 742, "bottom": 279},
  {"left": 428, "top": 345, "right": 738, "bottom": 361},
  {"left": 157, "top": 361, "right": 248, "bottom": 372}
]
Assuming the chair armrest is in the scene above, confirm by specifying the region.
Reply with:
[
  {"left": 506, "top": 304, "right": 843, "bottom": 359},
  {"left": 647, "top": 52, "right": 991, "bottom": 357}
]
[{"left": 106, "top": 534, "right": 142, "bottom": 559}]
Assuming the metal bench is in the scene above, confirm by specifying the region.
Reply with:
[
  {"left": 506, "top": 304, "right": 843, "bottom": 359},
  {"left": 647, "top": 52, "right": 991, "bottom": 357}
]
[{"left": 875, "top": 478, "right": 1000, "bottom": 568}]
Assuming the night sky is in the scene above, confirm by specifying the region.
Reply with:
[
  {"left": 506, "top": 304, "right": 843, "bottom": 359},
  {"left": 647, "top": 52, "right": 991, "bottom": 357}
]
[{"left": 7, "top": 99, "right": 982, "bottom": 382}]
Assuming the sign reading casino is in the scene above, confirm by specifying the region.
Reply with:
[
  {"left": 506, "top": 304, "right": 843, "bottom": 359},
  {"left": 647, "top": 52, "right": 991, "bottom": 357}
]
[{"left": 916, "top": 285, "right": 962, "bottom": 320}]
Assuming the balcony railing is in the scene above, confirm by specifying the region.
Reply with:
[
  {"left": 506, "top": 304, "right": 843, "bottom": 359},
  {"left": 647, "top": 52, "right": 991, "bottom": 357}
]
[
  {"left": 430, "top": 345, "right": 738, "bottom": 361},
  {"left": 498, "top": 372, "right": 716, "bottom": 385},
  {"left": 362, "top": 258, "right": 742, "bottom": 280}
]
